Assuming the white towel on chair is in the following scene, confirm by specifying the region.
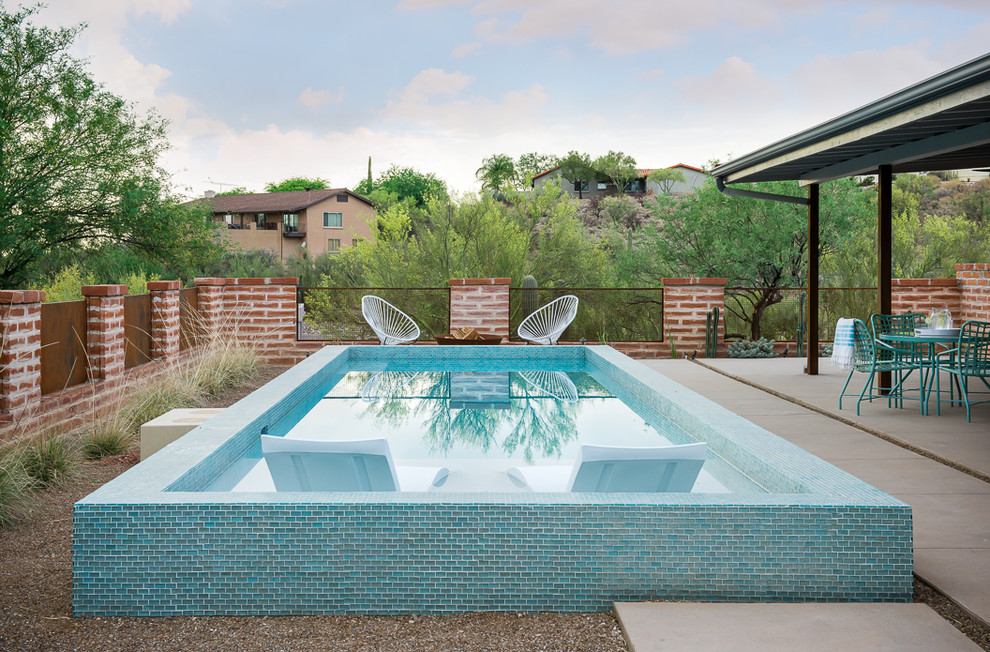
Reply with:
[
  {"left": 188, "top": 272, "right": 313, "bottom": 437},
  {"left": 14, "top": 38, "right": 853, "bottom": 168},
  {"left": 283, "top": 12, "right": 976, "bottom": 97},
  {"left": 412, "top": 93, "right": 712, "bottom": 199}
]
[{"left": 831, "top": 318, "right": 856, "bottom": 371}]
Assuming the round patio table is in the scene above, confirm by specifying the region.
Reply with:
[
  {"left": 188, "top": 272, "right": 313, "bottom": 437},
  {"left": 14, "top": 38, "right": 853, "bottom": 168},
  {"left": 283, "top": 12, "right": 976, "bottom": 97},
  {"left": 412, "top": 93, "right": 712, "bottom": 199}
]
[{"left": 878, "top": 332, "right": 958, "bottom": 415}]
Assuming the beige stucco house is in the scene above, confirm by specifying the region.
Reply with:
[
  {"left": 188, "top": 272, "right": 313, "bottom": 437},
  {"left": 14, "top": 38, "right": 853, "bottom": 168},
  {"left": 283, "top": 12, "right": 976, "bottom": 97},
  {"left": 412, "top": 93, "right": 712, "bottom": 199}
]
[
  {"left": 199, "top": 188, "right": 377, "bottom": 260},
  {"left": 532, "top": 163, "right": 709, "bottom": 198}
]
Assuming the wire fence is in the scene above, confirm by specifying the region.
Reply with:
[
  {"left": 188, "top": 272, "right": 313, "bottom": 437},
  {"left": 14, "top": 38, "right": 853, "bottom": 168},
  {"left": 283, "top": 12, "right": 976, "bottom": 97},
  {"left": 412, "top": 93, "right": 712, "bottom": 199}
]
[
  {"left": 724, "top": 287, "right": 877, "bottom": 342},
  {"left": 297, "top": 288, "right": 450, "bottom": 341},
  {"left": 508, "top": 287, "right": 664, "bottom": 343}
]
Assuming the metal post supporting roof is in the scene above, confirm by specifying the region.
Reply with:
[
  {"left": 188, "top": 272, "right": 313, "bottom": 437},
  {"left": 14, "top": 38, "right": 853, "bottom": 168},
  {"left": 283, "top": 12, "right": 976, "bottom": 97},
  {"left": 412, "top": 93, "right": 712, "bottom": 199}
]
[{"left": 807, "top": 184, "right": 820, "bottom": 375}]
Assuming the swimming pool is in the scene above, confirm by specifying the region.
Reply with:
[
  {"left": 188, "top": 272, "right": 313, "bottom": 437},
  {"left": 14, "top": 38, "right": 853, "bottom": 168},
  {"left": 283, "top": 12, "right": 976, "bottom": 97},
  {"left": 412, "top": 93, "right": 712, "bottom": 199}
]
[{"left": 73, "top": 345, "right": 912, "bottom": 615}]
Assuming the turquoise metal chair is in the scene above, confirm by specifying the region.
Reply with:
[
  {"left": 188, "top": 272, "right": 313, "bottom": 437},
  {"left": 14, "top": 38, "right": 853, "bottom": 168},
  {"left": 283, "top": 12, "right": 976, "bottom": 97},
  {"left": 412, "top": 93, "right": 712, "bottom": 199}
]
[
  {"left": 869, "top": 312, "right": 926, "bottom": 409},
  {"left": 934, "top": 320, "right": 990, "bottom": 422},
  {"left": 838, "top": 319, "right": 922, "bottom": 415}
]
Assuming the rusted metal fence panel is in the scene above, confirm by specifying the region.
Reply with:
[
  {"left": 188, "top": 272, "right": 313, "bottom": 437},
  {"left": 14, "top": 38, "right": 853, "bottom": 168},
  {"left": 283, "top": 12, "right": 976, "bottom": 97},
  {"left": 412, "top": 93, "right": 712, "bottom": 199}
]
[
  {"left": 509, "top": 287, "right": 664, "bottom": 343},
  {"left": 40, "top": 300, "right": 88, "bottom": 395},
  {"left": 179, "top": 286, "right": 200, "bottom": 350},
  {"left": 124, "top": 293, "right": 152, "bottom": 369}
]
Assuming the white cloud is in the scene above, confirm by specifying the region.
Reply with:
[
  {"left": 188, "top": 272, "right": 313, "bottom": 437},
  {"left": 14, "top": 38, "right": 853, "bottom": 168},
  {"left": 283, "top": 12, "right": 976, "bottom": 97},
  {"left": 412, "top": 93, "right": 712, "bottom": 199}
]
[
  {"left": 381, "top": 68, "right": 548, "bottom": 135},
  {"left": 466, "top": 0, "right": 819, "bottom": 55},
  {"left": 451, "top": 42, "right": 482, "bottom": 58},
  {"left": 789, "top": 45, "right": 941, "bottom": 118},
  {"left": 851, "top": 9, "right": 892, "bottom": 33},
  {"left": 297, "top": 87, "right": 345, "bottom": 109},
  {"left": 674, "top": 56, "right": 784, "bottom": 108},
  {"left": 395, "top": 0, "right": 470, "bottom": 10}
]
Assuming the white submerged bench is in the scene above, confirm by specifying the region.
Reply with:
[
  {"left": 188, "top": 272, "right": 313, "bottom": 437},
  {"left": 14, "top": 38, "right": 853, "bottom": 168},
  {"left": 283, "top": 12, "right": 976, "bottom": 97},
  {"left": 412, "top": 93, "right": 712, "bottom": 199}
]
[{"left": 140, "top": 408, "right": 224, "bottom": 460}]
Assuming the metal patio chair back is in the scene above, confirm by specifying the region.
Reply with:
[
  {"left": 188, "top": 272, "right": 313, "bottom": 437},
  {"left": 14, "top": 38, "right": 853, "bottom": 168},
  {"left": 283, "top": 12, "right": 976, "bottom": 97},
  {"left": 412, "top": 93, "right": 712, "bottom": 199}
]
[
  {"left": 870, "top": 312, "right": 926, "bottom": 363},
  {"left": 517, "top": 295, "right": 579, "bottom": 345},
  {"left": 838, "top": 318, "right": 921, "bottom": 415},
  {"left": 935, "top": 320, "right": 990, "bottom": 422},
  {"left": 361, "top": 295, "right": 421, "bottom": 345}
]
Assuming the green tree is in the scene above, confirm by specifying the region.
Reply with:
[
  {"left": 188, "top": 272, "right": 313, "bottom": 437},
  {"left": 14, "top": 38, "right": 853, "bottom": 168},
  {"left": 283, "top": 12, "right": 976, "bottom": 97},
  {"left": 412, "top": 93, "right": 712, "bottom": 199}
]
[
  {"left": 515, "top": 152, "right": 560, "bottom": 188},
  {"left": 0, "top": 5, "right": 223, "bottom": 288},
  {"left": 217, "top": 187, "right": 250, "bottom": 195},
  {"left": 558, "top": 151, "right": 595, "bottom": 199},
  {"left": 264, "top": 176, "right": 330, "bottom": 192},
  {"left": 592, "top": 151, "right": 638, "bottom": 195},
  {"left": 647, "top": 168, "right": 686, "bottom": 194},
  {"left": 476, "top": 154, "right": 517, "bottom": 194},
  {"left": 636, "top": 177, "right": 865, "bottom": 339},
  {"left": 376, "top": 165, "right": 447, "bottom": 207}
]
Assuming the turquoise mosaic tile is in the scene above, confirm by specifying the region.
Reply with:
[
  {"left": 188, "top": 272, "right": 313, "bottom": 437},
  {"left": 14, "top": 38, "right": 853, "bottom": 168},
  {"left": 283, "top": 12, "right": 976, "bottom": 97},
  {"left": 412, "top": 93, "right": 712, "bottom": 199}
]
[{"left": 73, "top": 344, "right": 912, "bottom": 615}]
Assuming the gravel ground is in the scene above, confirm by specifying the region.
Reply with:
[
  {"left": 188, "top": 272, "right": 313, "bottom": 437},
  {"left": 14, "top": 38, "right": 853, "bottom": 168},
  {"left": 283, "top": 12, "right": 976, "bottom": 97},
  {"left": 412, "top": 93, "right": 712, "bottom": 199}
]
[{"left": 1, "top": 366, "right": 987, "bottom": 651}]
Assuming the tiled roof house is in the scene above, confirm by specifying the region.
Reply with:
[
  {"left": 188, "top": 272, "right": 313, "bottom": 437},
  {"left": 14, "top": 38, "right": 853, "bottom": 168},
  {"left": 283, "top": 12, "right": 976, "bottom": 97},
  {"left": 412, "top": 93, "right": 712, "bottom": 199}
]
[
  {"left": 195, "top": 188, "right": 377, "bottom": 261},
  {"left": 532, "top": 163, "right": 709, "bottom": 198}
]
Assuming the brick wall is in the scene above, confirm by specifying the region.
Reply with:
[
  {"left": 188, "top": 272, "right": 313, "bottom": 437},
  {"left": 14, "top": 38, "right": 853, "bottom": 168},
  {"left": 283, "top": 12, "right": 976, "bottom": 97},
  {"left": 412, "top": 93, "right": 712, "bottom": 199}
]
[
  {"left": 449, "top": 278, "right": 510, "bottom": 338},
  {"left": 661, "top": 278, "right": 726, "bottom": 358},
  {"left": 195, "top": 277, "right": 299, "bottom": 364},
  {"left": 0, "top": 290, "right": 44, "bottom": 421},
  {"left": 149, "top": 280, "right": 182, "bottom": 359},
  {"left": 891, "top": 278, "right": 962, "bottom": 319},
  {"left": 956, "top": 263, "right": 990, "bottom": 323},
  {"left": 82, "top": 285, "right": 127, "bottom": 385}
]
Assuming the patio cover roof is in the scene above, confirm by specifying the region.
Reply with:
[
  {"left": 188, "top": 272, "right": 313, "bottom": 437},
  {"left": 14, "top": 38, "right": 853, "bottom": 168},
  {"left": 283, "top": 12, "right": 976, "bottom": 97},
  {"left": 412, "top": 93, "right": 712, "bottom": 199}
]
[
  {"left": 709, "top": 52, "right": 990, "bottom": 375},
  {"left": 711, "top": 52, "right": 990, "bottom": 186}
]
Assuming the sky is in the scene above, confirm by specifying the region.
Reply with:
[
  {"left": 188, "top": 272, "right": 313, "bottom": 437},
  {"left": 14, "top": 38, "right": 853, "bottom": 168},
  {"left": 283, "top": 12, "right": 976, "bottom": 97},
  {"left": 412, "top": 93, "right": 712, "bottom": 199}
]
[{"left": 28, "top": 0, "right": 990, "bottom": 199}]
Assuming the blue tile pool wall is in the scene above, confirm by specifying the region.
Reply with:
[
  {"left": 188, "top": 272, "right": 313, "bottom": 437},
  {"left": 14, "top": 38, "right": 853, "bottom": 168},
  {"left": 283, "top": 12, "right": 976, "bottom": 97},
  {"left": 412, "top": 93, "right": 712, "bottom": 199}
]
[{"left": 73, "top": 345, "right": 913, "bottom": 615}]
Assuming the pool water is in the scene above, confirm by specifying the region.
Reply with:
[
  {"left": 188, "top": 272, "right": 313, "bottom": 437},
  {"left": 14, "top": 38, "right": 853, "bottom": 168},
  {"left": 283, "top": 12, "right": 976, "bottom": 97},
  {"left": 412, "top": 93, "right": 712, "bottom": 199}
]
[{"left": 202, "top": 367, "right": 763, "bottom": 493}]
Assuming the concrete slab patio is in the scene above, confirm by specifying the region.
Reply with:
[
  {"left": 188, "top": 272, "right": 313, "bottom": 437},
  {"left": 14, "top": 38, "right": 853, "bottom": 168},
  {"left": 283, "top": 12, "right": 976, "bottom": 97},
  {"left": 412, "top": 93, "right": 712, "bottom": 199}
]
[
  {"left": 614, "top": 603, "right": 981, "bottom": 652},
  {"left": 620, "top": 358, "right": 990, "bottom": 649}
]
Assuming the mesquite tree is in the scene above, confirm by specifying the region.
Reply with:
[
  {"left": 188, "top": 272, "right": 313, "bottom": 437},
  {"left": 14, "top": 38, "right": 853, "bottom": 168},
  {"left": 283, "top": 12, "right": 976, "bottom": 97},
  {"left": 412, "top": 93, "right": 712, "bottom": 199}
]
[{"left": 0, "top": 5, "right": 222, "bottom": 288}]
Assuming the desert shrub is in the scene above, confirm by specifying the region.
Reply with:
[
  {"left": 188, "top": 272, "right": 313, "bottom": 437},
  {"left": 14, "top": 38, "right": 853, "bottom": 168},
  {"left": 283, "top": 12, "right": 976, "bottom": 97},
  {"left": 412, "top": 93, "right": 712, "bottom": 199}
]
[
  {"left": 0, "top": 449, "right": 36, "bottom": 527},
  {"left": 82, "top": 422, "right": 133, "bottom": 460},
  {"left": 19, "top": 433, "right": 76, "bottom": 487},
  {"left": 728, "top": 337, "right": 778, "bottom": 358}
]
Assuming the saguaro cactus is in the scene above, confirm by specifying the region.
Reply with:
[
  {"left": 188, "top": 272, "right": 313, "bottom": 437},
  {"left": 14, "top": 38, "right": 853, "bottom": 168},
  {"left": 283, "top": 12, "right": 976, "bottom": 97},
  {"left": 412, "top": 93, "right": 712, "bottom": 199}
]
[{"left": 521, "top": 275, "right": 539, "bottom": 321}]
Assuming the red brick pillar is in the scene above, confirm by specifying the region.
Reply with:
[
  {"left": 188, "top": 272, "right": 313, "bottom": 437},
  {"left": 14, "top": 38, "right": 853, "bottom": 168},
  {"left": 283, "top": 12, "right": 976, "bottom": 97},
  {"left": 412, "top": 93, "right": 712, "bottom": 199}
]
[
  {"left": 449, "top": 278, "right": 511, "bottom": 338},
  {"left": 891, "top": 278, "right": 962, "bottom": 319},
  {"left": 0, "top": 290, "right": 45, "bottom": 419},
  {"left": 82, "top": 284, "right": 128, "bottom": 384},
  {"left": 149, "top": 280, "right": 182, "bottom": 360},
  {"left": 194, "top": 278, "right": 228, "bottom": 338},
  {"left": 662, "top": 278, "right": 726, "bottom": 358},
  {"left": 955, "top": 263, "right": 990, "bottom": 322}
]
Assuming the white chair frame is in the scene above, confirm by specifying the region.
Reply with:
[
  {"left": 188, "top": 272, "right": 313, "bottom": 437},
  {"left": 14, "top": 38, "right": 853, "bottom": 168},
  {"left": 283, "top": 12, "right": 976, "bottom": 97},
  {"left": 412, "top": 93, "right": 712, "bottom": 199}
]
[
  {"left": 361, "top": 295, "right": 421, "bottom": 345},
  {"left": 517, "top": 295, "right": 579, "bottom": 345}
]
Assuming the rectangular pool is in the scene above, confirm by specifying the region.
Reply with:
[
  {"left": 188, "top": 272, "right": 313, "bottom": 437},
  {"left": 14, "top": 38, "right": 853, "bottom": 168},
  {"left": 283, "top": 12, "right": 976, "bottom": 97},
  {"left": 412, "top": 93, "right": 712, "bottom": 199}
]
[{"left": 73, "top": 345, "right": 912, "bottom": 615}]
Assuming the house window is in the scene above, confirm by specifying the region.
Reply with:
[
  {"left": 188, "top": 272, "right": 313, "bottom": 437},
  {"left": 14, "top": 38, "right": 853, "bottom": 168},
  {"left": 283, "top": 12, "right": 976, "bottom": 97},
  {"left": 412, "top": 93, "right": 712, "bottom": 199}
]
[
  {"left": 323, "top": 212, "right": 343, "bottom": 228},
  {"left": 224, "top": 214, "right": 234, "bottom": 225},
  {"left": 574, "top": 180, "right": 589, "bottom": 192},
  {"left": 352, "top": 238, "right": 362, "bottom": 247},
  {"left": 337, "top": 194, "right": 348, "bottom": 202},
  {"left": 283, "top": 213, "right": 299, "bottom": 233},
  {"left": 328, "top": 238, "right": 341, "bottom": 254},
  {"left": 256, "top": 213, "right": 265, "bottom": 227}
]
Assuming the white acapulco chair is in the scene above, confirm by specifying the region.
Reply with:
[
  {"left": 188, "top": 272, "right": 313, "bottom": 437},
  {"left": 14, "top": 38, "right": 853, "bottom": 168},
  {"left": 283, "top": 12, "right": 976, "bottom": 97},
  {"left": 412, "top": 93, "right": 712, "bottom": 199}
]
[
  {"left": 506, "top": 442, "right": 707, "bottom": 493},
  {"left": 261, "top": 435, "right": 449, "bottom": 492},
  {"left": 517, "top": 295, "right": 579, "bottom": 345},
  {"left": 518, "top": 371, "right": 578, "bottom": 402},
  {"left": 361, "top": 295, "right": 421, "bottom": 345}
]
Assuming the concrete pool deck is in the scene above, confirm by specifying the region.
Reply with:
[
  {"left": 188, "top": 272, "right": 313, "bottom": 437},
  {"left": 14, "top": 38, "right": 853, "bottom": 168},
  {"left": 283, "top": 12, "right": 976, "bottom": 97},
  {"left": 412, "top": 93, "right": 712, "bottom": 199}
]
[{"left": 619, "top": 357, "right": 990, "bottom": 651}]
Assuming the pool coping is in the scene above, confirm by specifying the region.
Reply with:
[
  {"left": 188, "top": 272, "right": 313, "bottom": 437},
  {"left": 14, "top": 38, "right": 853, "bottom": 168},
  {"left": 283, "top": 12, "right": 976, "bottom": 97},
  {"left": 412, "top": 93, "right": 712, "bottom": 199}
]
[{"left": 78, "top": 345, "right": 908, "bottom": 509}]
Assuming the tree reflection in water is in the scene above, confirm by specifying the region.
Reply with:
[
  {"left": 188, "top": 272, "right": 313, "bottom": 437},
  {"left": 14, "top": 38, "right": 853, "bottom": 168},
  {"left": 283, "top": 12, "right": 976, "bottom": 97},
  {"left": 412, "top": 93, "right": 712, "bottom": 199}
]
[{"left": 359, "top": 371, "right": 592, "bottom": 462}]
